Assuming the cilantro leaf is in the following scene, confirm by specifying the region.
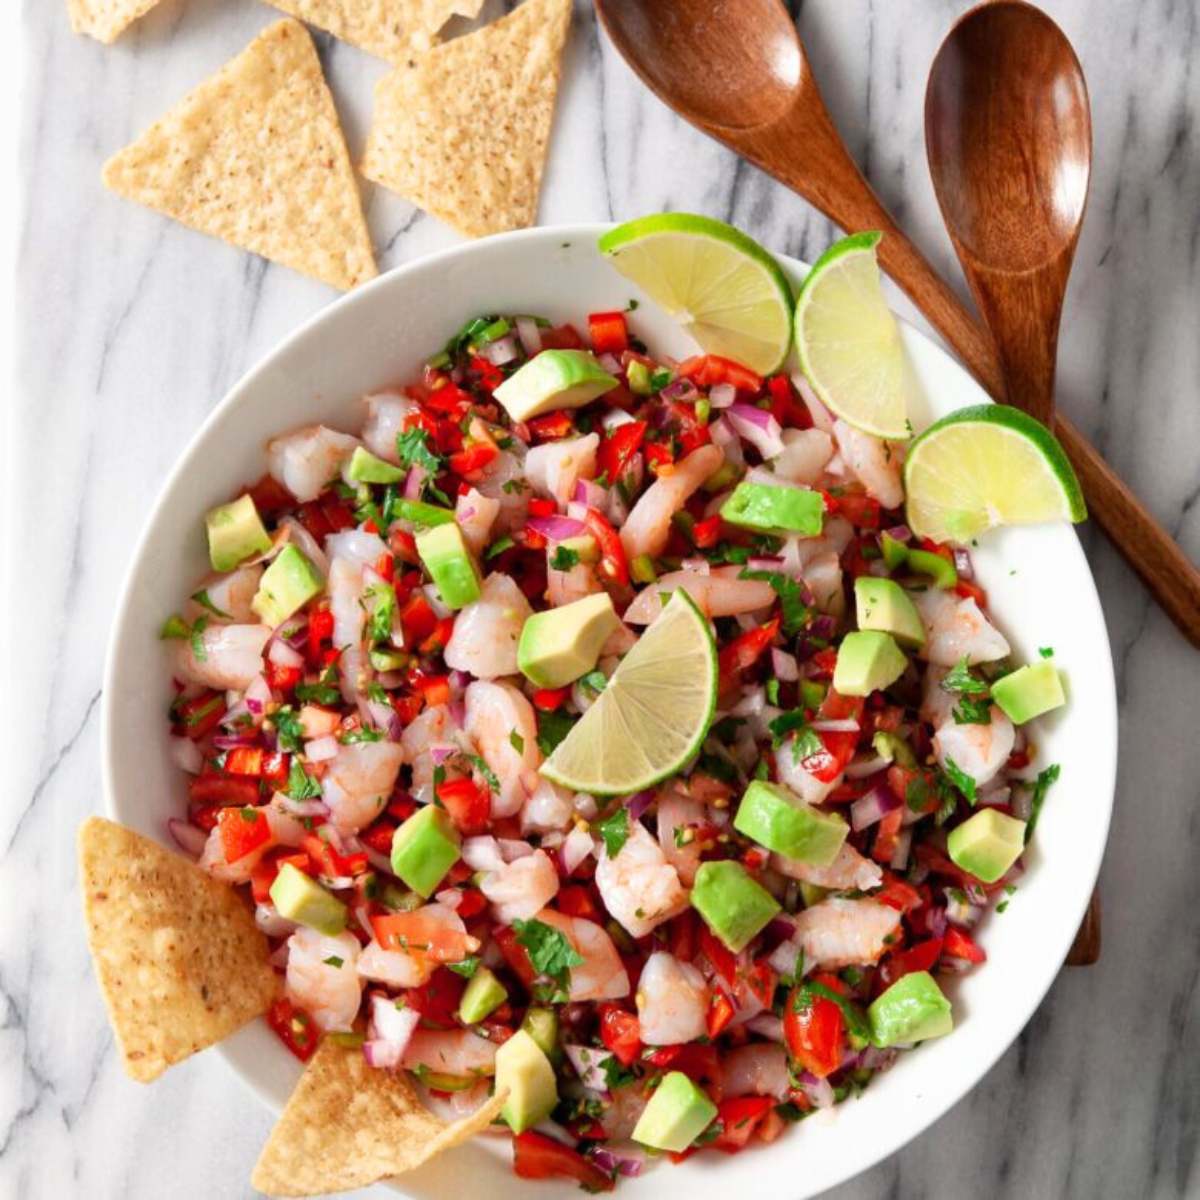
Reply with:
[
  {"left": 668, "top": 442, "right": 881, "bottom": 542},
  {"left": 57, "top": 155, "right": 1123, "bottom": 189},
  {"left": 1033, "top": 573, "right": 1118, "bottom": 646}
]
[
  {"left": 485, "top": 534, "right": 515, "bottom": 559},
  {"left": 769, "top": 710, "right": 823, "bottom": 761},
  {"left": 512, "top": 918, "right": 584, "bottom": 987},
  {"left": 739, "top": 568, "right": 811, "bottom": 636},
  {"left": 509, "top": 730, "right": 525, "bottom": 754},
  {"left": 273, "top": 706, "right": 305, "bottom": 753},
  {"left": 365, "top": 585, "right": 396, "bottom": 645},
  {"left": 942, "top": 756, "right": 977, "bottom": 805},
  {"left": 550, "top": 545, "right": 581, "bottom": 571},
  {"left": 287, "top": 759, "right": 322, "bottom": 800},
  {"left": 447, "top": 956, "right": 481, "bottom": 979},
  {"left": 793, "top": 980, "right": 871, "bottom": 1043},
  {"left": 159, "top": 614, "right": 190, "bottom": 640},
  {"left": 600, "top": 1054, "right": 637, "bottom": 1090},
  {"left": 941, "top": 657, "right": 990, "bottom": 697},
  {"left": 1038, "top": 646, "right": 1054, "bottom": 659},
  {"left": 536, "top": 709, "right": 576, "bottom": 756},
  {"left": 190, "top": 616, "right": 209, "bottom": 662},
  {"left": 1025, "top": 763, "right": 1061, "bottom": 840},
  {"left": 468, "top": 754, "right": 501, "bottom": 793},
  {"left": 595, "top": 807, "right": 629, "bottom": 858},
  {"left": 190, "top": 589, "right": 231, "bottom": 619},
  {"left": 904, "top": 775, "right": 930, "bottom": 812},
  {"left": 340, "top": 727, "right": 383, "bottom": 744},
  {"left": 952, "top": 695, "right": 992, "bottom": 725},
  {"left": 579, "top": 670, "right": 607, "bottom": 695},
  {"left": 396, "top": 427, "right": 444, "bottom": 475}
]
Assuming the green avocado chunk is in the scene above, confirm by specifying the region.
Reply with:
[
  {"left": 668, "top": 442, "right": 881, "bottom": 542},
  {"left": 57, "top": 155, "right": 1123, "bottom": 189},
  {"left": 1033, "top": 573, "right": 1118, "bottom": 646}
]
[
  {"left": 395, "top": 498, "right": 456, "bottom": 527},
  {"left": 947, "top": 808, "right": 1026, "bottom": 884},
  {"left": 269, "top": 863, "right": 347, "bottom": 936},
  {"left": 854, "top": 577, "right": 925, "bottom": 648},
  {"left": 720, "top": 480, "right": 824, "bottom": 537},
  {"left": 517, "top": 592, "right": 621, "bottom": 688},
  {"left": 205, "top": 493, "right": 272, "bottom": 573},
  {"left": 733, "top": 780, "right": 848, "bottom": 866},
  {"left": 251, "top": 544, "right": 323, "bottom": 628},
  {"left": 990, "top": 661, "right": 1065, "bottom": 724},
  {"left": 458, "top": 966, "right": 508, "bottom": 1024},
  {"left": 868, "top": 970, "right": 953, "bottom": 1047},
  {"left": 390, "top": 805, "right": 461, "bottom": 898},
  {"left": 632, "top": 1070, "right": 718, "bottom": 1152},
  {"left": 496, "top": 1029, "right": 558, "bottom": 1133},
  {"left": 346, "top": 445, "right": 405, "bottom": 484},
  {"left": 416, "top": 522, "right": 482, "bottom": 609},
  {"left": 832, "top": 630, "right": 909, "bottom": 697},
  {"left": 519, "top": 1007, "right": 561, "bottom": 1063},
  {"left": 493, "top": 349, "right": 619, "bottom": 422},
  {"left": 690, "top": 860, "right": 781, "bottom": 952}
]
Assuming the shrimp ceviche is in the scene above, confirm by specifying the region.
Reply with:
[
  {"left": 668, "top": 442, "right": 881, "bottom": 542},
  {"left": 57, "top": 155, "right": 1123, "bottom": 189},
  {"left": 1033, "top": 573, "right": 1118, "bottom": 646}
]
[{"left": 161, "top": 303, "right": 1065, "bottom": 1188}]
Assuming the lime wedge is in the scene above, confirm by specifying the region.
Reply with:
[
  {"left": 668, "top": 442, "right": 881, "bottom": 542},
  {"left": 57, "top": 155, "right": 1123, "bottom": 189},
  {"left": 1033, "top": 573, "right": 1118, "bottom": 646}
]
[
  {"left": 903, "top": 404, "right": 1087, "bottom": 544},
  {"left": 793, "top": 231, "right": 919, "bottom": 439},
  {"left": 598, "top": 214, "right": 794, "bottom": 374},
  {"left": 539, "top": 589, "right": 717, "bottom": 796}
]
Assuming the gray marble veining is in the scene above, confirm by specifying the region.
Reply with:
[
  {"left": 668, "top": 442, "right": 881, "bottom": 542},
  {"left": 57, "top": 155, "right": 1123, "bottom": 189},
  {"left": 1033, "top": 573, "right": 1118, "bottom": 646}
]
[{"left": 6, "top": 0, "right": 1199, "bottom": 1196}]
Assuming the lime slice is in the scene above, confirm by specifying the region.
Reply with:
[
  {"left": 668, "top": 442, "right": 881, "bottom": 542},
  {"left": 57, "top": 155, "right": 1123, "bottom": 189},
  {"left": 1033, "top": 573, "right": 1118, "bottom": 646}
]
[
  {"left": 598, "top": 214, "right": 794, "bottom": 374},
  {"left": 539, "top": 589, "right": 718, "bottom": 796},
  {"left": 793, "top": 231, "right": 919, "bottom": 440},
  {"left": 903, "top": 404, "right": 1087, "bottom": 543}
]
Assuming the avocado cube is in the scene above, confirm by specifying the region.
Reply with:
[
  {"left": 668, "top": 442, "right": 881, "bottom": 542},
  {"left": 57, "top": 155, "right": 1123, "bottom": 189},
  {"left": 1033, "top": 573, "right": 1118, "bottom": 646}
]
[
  {"left": 493, "top": 349, "right": 619, "bottom": 423},
  {"left": 205, "top": 493, "right": 273, "bottom": 573},
  {"left": 946, "top": 808, "right": 1026, "bottom": 884},
  {"left": 879, "top": 531, "right": 909, "bottom": 571},
  {"left": 734, "top": 780, "right": 848, "bottom": 866},
  {"left": 854, "top": 577, "right": 925, "bottom": 648},
  {"left": 395, "top": 498, "right": 456, "bottom": 527},
  {"left": 872, "top": 730, "right": 916, "bottom": 767},
  {"left": 690, "top": 860, "right": 781, "bottom": 952},
  {"left": 390, "top": 805, "right": 461, "bottom": 898},
  {"left": 832, "top": 630, "right": 909, "bottom": 697},
  {"left": 495, "top": 1029, "right": 558, "bottom": 1133},
  {"left": 346, "top": 445, "right": 405, "bottom": 484},
  {"left": 868, "top": 970, "right": 953, "bottom": 1047},
  {"left": 269, "top": 863, "right": 347, "bottom": 936},
  {"left": 990, "top": 661, "right": 1065, "bottom": 724},
  {"left": 720, "top": 480, "right": 824, "bottom": 537},
  {"left": 416, "top": 523, "right": 482, "bottom": 610},
  {"left": 631, "top": 1070, "right": 717, "bottom": 1153},
  {"left": 519, "top": 1007, "right": 561, "bottom": 1063},
  {"left": 251, "top": 544, "right": 324, "bottom": 628},
  {"left": 458, "top": 966, "right": 508, "bottom": 1024},
  {"left": 517, "top": 592, "right": 621, "bottom": 689}
]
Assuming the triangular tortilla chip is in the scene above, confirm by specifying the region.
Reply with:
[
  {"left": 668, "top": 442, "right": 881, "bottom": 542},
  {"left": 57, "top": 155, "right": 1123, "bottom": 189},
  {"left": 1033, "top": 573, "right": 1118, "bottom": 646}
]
[
  {"left": 261, "top": 0, "right": 486, "bottom": 64},
  {"left": 78, "top": 816, "right": 278, "bottom": 1083},
  {"left": 252, "top": 1038, "right": 508, "bottom": 1196},
  {"left": 102, "top": 20, "right": 377, "bottom": 290},
  {"left": 360, "top": 0, "right": 572, "bottom": 238},
  {"left": 68, "top": 0, "right": 165, "bottom": 44}
]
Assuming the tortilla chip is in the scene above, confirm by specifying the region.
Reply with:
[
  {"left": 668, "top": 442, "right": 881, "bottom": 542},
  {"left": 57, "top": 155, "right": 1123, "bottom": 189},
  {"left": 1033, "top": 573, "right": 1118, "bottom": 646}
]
[
  {"left": 68, "top": 0, "right": 165, "bottom": 44},
  {"left": 360, "top": 0, "right": 572, "bottom": 238},
  {"left": 252, "top": 1038, "right": 508, "bottom": 1196},
  {"left": 78, "top": 816, "right": 278, "bottom": 1083},
  {"left": 102, "top": 20, "right": 377, "bottom": 290},
  {"left": 261, "top": 0, "right": 486, "bottom": 64}
]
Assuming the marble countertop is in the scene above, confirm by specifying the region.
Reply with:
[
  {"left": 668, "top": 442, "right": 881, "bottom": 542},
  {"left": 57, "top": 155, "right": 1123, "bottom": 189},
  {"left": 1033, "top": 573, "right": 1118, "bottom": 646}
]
[{"left": 6, "top": 0, "right": 1199, "bottom": 1196}]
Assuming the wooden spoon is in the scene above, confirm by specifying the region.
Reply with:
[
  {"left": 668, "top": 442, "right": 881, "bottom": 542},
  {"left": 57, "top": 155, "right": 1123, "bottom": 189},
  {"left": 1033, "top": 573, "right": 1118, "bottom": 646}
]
[
  {"left": 926, "top": 0, "right": 1099, "bottom": 964},
  {"left": 595, "top": 0, "right": 1200, "bottom": 648}
]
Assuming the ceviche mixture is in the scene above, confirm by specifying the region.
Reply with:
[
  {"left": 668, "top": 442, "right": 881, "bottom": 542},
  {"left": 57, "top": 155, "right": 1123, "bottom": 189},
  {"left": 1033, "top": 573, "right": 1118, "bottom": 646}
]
[{"left": 162, "top": 307, "right": 1063, "bottom": 1187}]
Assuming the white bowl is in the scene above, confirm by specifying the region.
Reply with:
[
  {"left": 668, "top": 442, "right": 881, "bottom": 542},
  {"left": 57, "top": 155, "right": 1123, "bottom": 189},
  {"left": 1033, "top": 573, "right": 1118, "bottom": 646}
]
[{"left": 102, "top": 224, "right": 1116, "bottom": 1199}]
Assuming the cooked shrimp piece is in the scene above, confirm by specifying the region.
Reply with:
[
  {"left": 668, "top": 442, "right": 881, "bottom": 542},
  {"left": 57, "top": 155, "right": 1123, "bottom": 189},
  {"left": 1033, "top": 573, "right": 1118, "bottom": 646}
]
[
  {"left": 480, "top": 848, "right": 560, "bottom": 923},
  {"left": 620, "top": 444, "right": 723, "bottom": 561},
  {"left": 789, "top": 897, "right": 902, "bottom": 969},
  {"left": 184, "top": 564, "right": 263, "bottom": 624},
  {"left": 524, "top": 434, "right": 600, "bottom": 509},
  {"left": 267, "top": 425, "right": 360, "bottom": 503},
  {"left": 475, "top": 450, "right": 530, "bottom": 534},
  {"left": 285, "top": 928, "right": 362, "bottom": 1032},
  {"left": 721, "top": 1043, "right": 790, "bottom": 1099},
  {"left": 533, "top": 909, "right": 630, "bottom": 1001},
  {"left": 775, "top": 747, "right": 841, "bottom": 805},
  {"left": 402, "top": 1029, "right": 498, "bottom": 1076},
  {"left": 913, "top": 589, "right": 1010, "bottom": 666},
  {"left": 277, "top": 516, "right": 330, "bottom": 576},
  {"left": 322, "top": 740, "right": 404, "bottom": 832},
  {"left": 772, "top": 841, "right": 882, "bottom": 892},
  {"left": 602, "top": 1085, "right": 649, "bottom": 1140},
  {"left": 656, "top": 786, "right": 706, "bottom": 885},
  {"left": 933, "top": 707, "right": 1015, "bottom": 787},
  {"left": 803, "top": 551, "right": 845, "bottom": 616},
  {"left": 773, "top": 428, "right": 835, "bottom": 486},
  {"left": 521, "top": 778, "right": 575, "bottom": 834},
  {"left": 636, "top": 952, "right": 709, "bottom": 1045},
  {"left": 546, "top": 559, "right": 601, "bottom": 608},
  {"left": 595, "top": 819, "right": 689, "bottom": 938},
  {"left": 175, "top": 624, "right": 270, "bottom": 690},
  {"left": 324, "top": 529, "right": 388, "bottom": 568},
  {"left": 623, "top": 565, "right": 776, "bottom": 625},
  {"left": 326, "top": 556, "right": 367, "bottom": 702},
  {"left": 357, "top": 907, "right": 469, "bottom": 989},
  {"left": 401, "top": 704, "right": 465, "bottom": 804},
  {"left": 832, "top": 419, "right": 903, "bottom": 509},
  {"left": 920, "top": 665, "right": 957, "bottom": 726},
  {"left": 444, "top": 573, "right": 533, "bottom": 680},
  {"left": 463, "top": 680, "right": 541, "bottom": 817},
  {"left": 362, "top": 390, "right": 419, "bottom": 463},
  {"left": 456, "top": 488, "right": 501, "bottom": 555},
  {"left": 198, "top": 821, "right": 270, "bottom": 883}
]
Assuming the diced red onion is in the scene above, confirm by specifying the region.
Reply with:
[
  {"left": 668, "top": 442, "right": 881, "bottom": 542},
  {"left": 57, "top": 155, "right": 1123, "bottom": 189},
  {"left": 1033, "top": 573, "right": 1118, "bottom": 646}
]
[
  {"left": 597, "top": 352, "right": 622, "bottom": 375},
  {"left": 809, "top": 614, "right": 837, "bottom": 640},
  {"left": 245, "top": 673, "right": 273, "bottom": 713},
  {"left": 708, "top": 382, "right": 736, "bottom": 409},
  {"left": 305, "top": 735, "right": 339, "bottom": 762},
  {"left": 850, "top": 784, "right": 901, "bottom": 831},
  {"left": 944, "top": 887, "right": 983, "bottom": 927},
  {"left": 462, "top": 836, "right": 505, "bottom": 872},
  {"left": 319, "top": 874, "right": 355, "bottom": 891},
  {"left": 798, "top": 1072, "right": 835, "bottom": 1109},
  {"left": 435, "top": 887, "right": 463, "bottom": 910},
  {"left": 965, "top": 881, "right": 988, "bottom": 906},
  {"left": 168, "top": 817, "right": 208, "bottom": 857},
  {"left": 858, "top": 1046, "right": 898, "bottom": 1073},
  {"left": 708, "top": 415, "right": 746, "bottom": 469},
  {"left": 498, "top": 838, "right": 535, "bottom": 862},
  {"left": 361, "top": 843, "right": 395, "bottom": 877},
  {"left": 560, "top": 824, "right": 595, "bottom": 875},
  {"left": 255, "top": 903, "right": 297, "bottom": 938},
  {"left": 515, "top": 317, "right": 542, "bottom": 356},
  {"left": 527, "top": 514, "right": 586, "bottom": 541},
  {"left": 746, "top": 555, "right": 785, "bottom": 573},
  {"left": 448, "top": 669, "right": 471, "bottom": 694},
  {"left": 952, "top": 547, "right": 974, "bottom": 580},
  {"left": 661, "top": 378, "right": 699, "bottom": 403},
  {"left": 745, "top": 1014, "right": 785, "bottom": 1042},
  {"left": 882, "top": 524, "right": 912, "bottom": 544},
  {"left": 844, "top": 754, "right": 889, "bottom": 779},
  {"left": 976, "top": 785, "right": 1012, "bottom": 808},
  {"left": 770, "top": 648, "right": 799, "bottom": 681},
  {"left": 387, "top": 711, "right": 405, "bottom": 743},
  {"left": 362, "top": 1040, "right": 403, "bottom": 1070},
  {"left": 424, "top": 585, "right": 453, "bottom": 619},
  {"left": 925, "top": 905, "right": 949, "bottom": 938},
  {"left": 625, "top": 790, "right": 654, "bottom": 821},
  {"left": 276, "top": 795, "right": 329, "bottom": 818},
  {"left": 457, "top": 506, "right": 476, "bottom": 524},
  {"left": 169, "top": 736, "right": 204, "bottom": 775},
  {"left": 212, "top": 730, "right": 261, "bottom": 750},
  {"left": 589, "top": 1148, "right": 644, "bottom": 1178},
  {"left": 482, "top": 335, "right": 519, "bottom": 366},
  {"left": 430, "top": 743, "right": 458, "bottom": 766},
  {"left": 449, "top": 363, "right": 466, "bottom": 385},
  {"left": 734, "top": 613, "right": 759, "bottom": 632},
  {"left": 403, "top": 464, "right": 427, "bottom": 500},
  {"left": 565, "top": 1043, "right": 613, "bottom": 1092},
  {"left": 448, "top": 697, "right": 466, "bottom": 728},
  {"left": 767, "top": 937, "right": 802, "bottom": 979},
  {"left": 812, "top": 718, "right": 860, "bottom": 734},
  {"left": 726, "top": 404, "right": 785, "bottom": 459},
  {"left": 889, "top": 828, "right": 912, "bottom": 871},
  {"left": 573, "top": 478, "right": 607, "bottom": 508}
]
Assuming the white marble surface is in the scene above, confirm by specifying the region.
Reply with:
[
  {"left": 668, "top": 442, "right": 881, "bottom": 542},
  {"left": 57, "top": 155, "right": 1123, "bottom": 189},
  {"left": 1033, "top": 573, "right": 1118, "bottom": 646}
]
[{"left": 6, "top": 0, "right": 1199, "bottom": 1196}]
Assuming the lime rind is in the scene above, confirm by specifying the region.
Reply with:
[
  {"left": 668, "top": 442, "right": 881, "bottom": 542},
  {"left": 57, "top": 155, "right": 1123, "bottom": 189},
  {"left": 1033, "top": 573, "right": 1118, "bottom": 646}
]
[
  {"left": 538, "top": 588, "right": 718, "bottom": 796},
  {"left": 903, "top": 403, "right": 1087, "bottom": 544}
]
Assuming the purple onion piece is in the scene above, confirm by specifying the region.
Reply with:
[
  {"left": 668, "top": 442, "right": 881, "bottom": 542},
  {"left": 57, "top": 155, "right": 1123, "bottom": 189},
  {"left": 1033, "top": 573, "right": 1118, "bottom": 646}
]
[
  {"left": 661, "top": 378, "right": 699, "bottom": 404},
  {"left": 850, "top": 783, "right": 902, "bottom": 831},
  {"left": 625, "top": 790, "right": 655, "bottom": 821},
  {"left": 527, "top": 514, "right": 587, "bottom": 541},
  {"left": 882, "top": 524, "right": 912, "bottom": 544}
]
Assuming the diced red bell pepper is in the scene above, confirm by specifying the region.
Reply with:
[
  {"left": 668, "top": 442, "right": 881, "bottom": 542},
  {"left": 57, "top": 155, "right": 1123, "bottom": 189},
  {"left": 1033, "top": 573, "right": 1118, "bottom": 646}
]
[
  {"left": 436, "top": 775, "right": 491, "bottom": 835},
  {"left": 420, "top": 616, "right": 456, "bottom": 655},
  {"left": 583, "top": 508, "right": 629, "bottom": 586},
  {"left": 784, "top": 972, "right": 846, "bottom": 1079},
  {"left": 598, "top": 1003, "right": 642, "bottom": 1066},
  {"left": 596, "top": 420, "right": 646, "bottom": 485},
  {"left": 390, "top": 695, "right": 423, "bottom": 728},
  {"left": 677, "top": 354, "right": 763, "bottom": 394},
  {"left": 743, "top": 959, "right": 777, "bottom": 1010},
  {"left": 706, "top": 989, "right": 736, "bottom": 1039},
  {"left": 188, "top": 773, "right": 261, "bottom": 808},
  {"left": 303, "top": 833, "right": 369, "bottom": 879},
  {"left": 532, "top": 686, "right": 569, "bottom": 712},
  {"left": 390, "top": 527, "right": 419, "bottom": 565},
  {"left": 512, "top": 1131, "right": 614, "bottom": 1191},
  {"left": 588, "top": 310, "right": 629, "bottom": 354},
  {"left": 265, "top": 660, "right": 301, "bottom": 692},
  {"left": 267, "top": 997, "right": 319, "bottom": 1062},
  {"left": 527, "top": 411, "right": 576, "bottom": 442},
  {"left": 455, "top": 888, "right": 488, "bottom": 920},
  {"left": 557, "top": 884, "right": 600, "bottom": 920},
  {"left": 870, "top": 808, "right": 904, "bottom": 864},
  {"left": 766, "top": 374, "right": 813, "bottom": 431},
  {"left": 799, "top": 690, "right": 864, "bottom": 782},
  {"left": 403, "top": 967, "right": 467, "bottom": 1028},
  {"left": 223, "top": 746, "right": 266, "bottom": 777},
  {"left": 527, "top": 496, "right": 557, "bottom": 518},
  {"left": 468, "top": 355, "right": 504, "bottom": 392},
  {"left": 359, "top": 819, "right": 398, "bottom": 856},
  {"left": 955, "top": 579, "right": 989, "bottom": 606},
  {"left": 308, "top": 607, "right": 335, "bottom": 662},
  {"left": 449, "top": 443, "right": 500, "bottom": 476},
  {"left": 943, "top": 926, "right": 987, "bottom": 965},
  {"left": 409, "top": 670, "right": 451, "bottom": 707},
  {"left": 400, "top": 592, "right": 439, "bottom": 644},
  {"left": 699, "top": 923, "right": 738, "bottom": 987},
  {"left": 834, "top": 491, "right": 882, "bottom": 530},
  {"left": 712, "top": 1096, "right": 774, "bottom": 1153},
  {"left": 425, "top": 380, "right": 474, "bottom": 415},
  {"left": 374, "top": 551, "right": 395, "bottom": 582},
  {"left": 643, "top": 440, "right": 675, "bottom": 472},
  {"left": 872, "top": 871, "right": 924, "bottom": 913},
  {"left": 718, "top": 616, "right": 780, "bottom": 692},
  {"left": 539, "top": 323, "right": 586, "bottom": 350},
  {"left": 217, "top": 805, "right": 272, "bottom": 863},
  {"left": 493, "top": 925, "right": 538, "bottom": 989},
  {"left": 690, "top": 514, "right": 723, "bottom": 549},
  {"left": 175, "top": 692, "right": 227, "bottom": 740},
  {"left": 877, "top": 937, "right": 944, "bottom": 992}
]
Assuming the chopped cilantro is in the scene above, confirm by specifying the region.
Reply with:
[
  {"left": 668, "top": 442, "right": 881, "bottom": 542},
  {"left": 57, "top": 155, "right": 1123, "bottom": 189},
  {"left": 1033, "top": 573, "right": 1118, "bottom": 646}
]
[
  {"left": 189, "top": 616, "right": 209, "bottom": 662},
  {"left": 509, "top": 730, "right": 525, "bottom": 754},
  {"left": 295, "top": 666, "right": 342, "bottom": 706},
  {"left": 942, "top": 756, "right": 977, "bottom": 805},
  {"left": 1025, "top": 763, "right": 1061, "bottom": 840},
  {"left": 190, "top": 589, "right": 231, "bottom": 619},
  {"left": 941, "top": 657, "right": 990, "bottom": 697},
  {"left": 501, "top": 478, "right": 528, "bottom": 495},
  {"left": 366, "top": 681, "right": 390, "bottom": 705},
  {"left": 273, "top": 706, "right": 305, "bottom": 753},
  {"left": 447, "top": 956, "right": 481, "bottom": 979},
  {"left": 905, "top": 775, "right": 929, "bottom": 811},
  {"left": 159, "top": 614, "right": 190, "bottom": 640},
  {"left": 512, "top": 917, "right": 584, "bottom": 989},
  {"left": 769, "top": 710, "right": 823, "bottom": 761},
  {"left": 485, "top": 534, "right": 515, "bottom": 559},
  {"left": 595, "top": 806, "right": 630, "bottom": 858},
  {"left": 600, "top": 1054, "right": 637, "bottom": 1091},
  {"left": 395, "top": 427, "right": 444, "bottom": 476},
  {"left": 365, "top": 585, "right": 396, "bottom": 645},
  {"left": 468, "top": 754, "right": 501, "bottom": 793},
  {"left": 1038, "top": 646, "right": 1054, "bottom": 658},
  {"left": 952, "top": 695, "right": 992, "bottom": 725},
  {"left": 793, "top": 980, "right": 871, "bottom": 1043},
  {"left": 286, "top": 759, "right": 322, "bottom": 800},
  {"left": 536, "top": 709, "right": 576, "bottom": 756},
  {"left": 549, "top": 545, "right": 581, "bottom": 571},
  {"left": 579, "top": 669, "right": 607, "bottom": 695},
  {"left": 739, "top": 568, "right": 810, "bottom": 635},
  {"left": 322, "top": 955, "right": 344, "bottom": 968},
  {"left": 340, "top": 727, "right": 383, "bottom": 744}
]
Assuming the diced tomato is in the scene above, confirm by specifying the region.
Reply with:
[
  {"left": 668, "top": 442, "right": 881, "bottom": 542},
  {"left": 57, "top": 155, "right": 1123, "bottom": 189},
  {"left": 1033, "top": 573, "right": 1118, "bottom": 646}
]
[
  {"left": 718, "top": 617, "right": 781, "bottom": 692},
  {"left": 436, "top": 776, "right": 491, "bottom": 835},
  {"left": 217, "top": 805, "right": 272, "bottom": 863},
  {"left": 557, "top": 884, "right": 600, "bottom": 920},
  {"left": 784, "top": 973, "right": 846, "bottom": 1079},
  {"left": 400, "top": 592, "right": 439, "bottom": 644},
  {"left": 250, "top": 849, "right": 310, "bottom": 905},
  {"left": 527, "top": 497, "right": 557, "bottom": 518},
  {"left": 267, "top": 997, "right": 319, "bottom": 1062},
  {"left": 390, "top": 695, "right": 423, "bottom": 728},
  {"left": 189, "top": 803, "right": 222, "bottom": 832},
  {"left": 706, "top": 988, "right": 735, "bottom": 1039},
  {"left": 744, "top": 960, "right": 777, "bottom": 1010},
  {"left": 410, "top": 670, "right": 451, "bottom": 707},
  {"left": 873, "top": 871, "right": 924, "bottom": 913},
  {"left": 262, "top": 751, "right": 289, "bottom": 787},
  {"left": 539, "top": 323, "right": 586, "bottom": 351},
  {"left": 512, "top": 1131, "right": 614, "bottom": 1191},
  {"left": 806, "top": 646, "right": 838, "bottom": 681},
  {"left": 663, "top": 399, "right": 712, "bottom": 457},
  {"left": 527, "top": 411, "right": 576, "bottom": 442},
  {"left": 870, "top": 808, "right": 904, "bottom": 864},
  {"left": 265, "top": 660, "right": 301, "bottom": 692},
  {"left": 799, "top": 690, "right": 864, "bottom": 782},
  {"left": 245, "top": 473, "right": 295, "bottom": 517},
  {"left": 468, "top": 355, "right": 504, "bottom": 392},
  {"left": 955, "top": 579, "right": 989, "bottom": 606},
  {"left": 188, "top": 773, "right": 261, "bottom": 808},
  {"left": 390, "top": 527, "right": 419, "bottom": 565},
  {"left": 420, "top": 616, "right": 456, "bottom": 655},
  {"left": 835, "top": 491, "right": 882, "bottom": 530},
  {"left": 455, "top": 888, "right": 488, "bottom": 920},
  {"left": 223, "top": 746, "right": 265, "bottom": 777},
  {"left": 699, "top": 923, "right": 738, "bottom": 986},
  {"left": 668, "top": 1043, "right": 722, "bottom": 1098},
  {"left": 877, "top": 937, "right": 944, "bottom": 992},
  {"left": 522, "top": 525, "right": 548, "bottom": 550},
  {"left": 308, "top": 607, "right": 335, "bottom": 663},
  {"left": 403, "top": 967, "right": 467, "bottom": 1028},
  {"left": 532, "top": 686, "right": 570, "bottom": 711},
  {"left": 372, "top": 912, "right": 476, "bottom": 961},
  {"left": 643, "top": 440, "right": 675, "bottom": 472},
  {"left": 588, "top": 310, "right": 629, "bottom": 354},
  {"left": 493, "top": 925, "right": 538, "bottom": 989},
  {"left": 583, "top": 508, "right": 629, "bottom": 586},
  {"left": 943, "top": 926, "right": 987, "bottom": 965},
  {"left": 449, "top": 443, "right": 500, "bottom": 476},
  {"left": 712, "top": 1096, "right": 774, "bottom": 1153},
  {"left": 766, "top": 374, "right": 813, "bottom": 430},
  {"left": 596, "top": 420, "right": 646, "bottom": 484},
  {"left": 425, "top": 380, "right": 474, "bottom": 415},
  {"left": 303, "top": 833, "right": 369, "bottom": 879},
  {"left": 374, "top": 552, "right": 395, "bottom": 583},
  {"left": 359, "top": 819, "right": 398, "bottom": 856},
  {"left": 677, "top": 354, "right": 763, "bottom": 394},
  {"left": 667, "top": 908, "right": 699, "bottom": 962},
  {"left": 175, "top": 692, "right": 227, "bottom": 740},
  {"left": 598, "top": 1004, "right": 642, "bottom": 1066},
  {"left": 691, "top": 514, "right": 723, "bottom": 549}
]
